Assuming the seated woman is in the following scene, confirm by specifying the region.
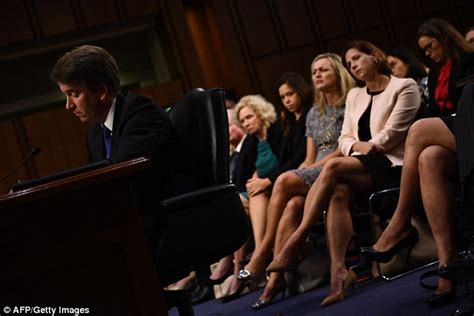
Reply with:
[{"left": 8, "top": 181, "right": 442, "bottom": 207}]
[
  {"left": 213, "top": 73, "right": 311, "bottom": 298},
  {"left": 238, "top": 53, "right": 355, "bottom": 309},
  {"left": 266, "top": 40, "right": 421, "bottom": 307},
  {"left": 245, "top": 73, "right": 312, "bottom": 268},
  {"left": 387, "top": 47, "right": 429, "bottom": 109},
  {"left": 364, "top": 18, "right": 474, "bottom": 309},
  {"left": 220, "top": 94, "right": 281, "bottom": 301}
]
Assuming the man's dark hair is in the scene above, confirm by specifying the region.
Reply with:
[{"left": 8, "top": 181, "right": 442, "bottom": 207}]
[{"left": 50, "top": 45, "right": 120, "bottom": 95}]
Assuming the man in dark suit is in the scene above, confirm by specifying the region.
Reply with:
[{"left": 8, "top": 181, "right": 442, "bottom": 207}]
[{"left": 50, "top": 45, "right": 194, "bottom": 261}]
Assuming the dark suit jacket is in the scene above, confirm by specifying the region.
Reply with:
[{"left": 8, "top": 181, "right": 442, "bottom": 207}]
[
  {"left": 424, "top": 52, "right": 474, "bottom": 117},
  {"left": 233, "top": 124, "right": 283, "bottom": 193},
  {"left": 86, "top": 92, "right": 194, "bottom": 217},
  {"left": 455, "top": 83, "right": 474, "bottom": 182}
]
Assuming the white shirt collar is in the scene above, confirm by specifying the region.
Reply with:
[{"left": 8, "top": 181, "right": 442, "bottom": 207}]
[
  {"left": 103, "top": 97, "right": 117, "bottom": 133},
  {"left": 235, "top": 134, "right": 247, "bottom": 153}
]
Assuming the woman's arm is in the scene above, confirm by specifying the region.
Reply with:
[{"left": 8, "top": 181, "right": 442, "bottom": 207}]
[
  {"left": 299, "top": 137, "right": 317, "bottom": 169},
  {"left": 338, "top": 91, "right": 357, "bottom": 156},
  {"left": 312, "top": 148, "right": 343, "bottom": 168}
]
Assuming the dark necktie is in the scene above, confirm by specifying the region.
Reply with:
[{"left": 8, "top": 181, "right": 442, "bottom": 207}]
[
  {"left": 229, "top": 151, "right": 239, "bottom": 181},
  {"left": 102, "top": 126, "right": 112, "bottom": 160}
]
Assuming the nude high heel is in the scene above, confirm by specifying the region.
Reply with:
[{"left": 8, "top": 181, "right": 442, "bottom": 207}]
[{"left": 320, "top": 269, "right": 357, "bottom": 307}]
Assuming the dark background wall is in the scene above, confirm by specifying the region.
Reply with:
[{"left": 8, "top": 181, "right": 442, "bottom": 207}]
[{"left": 1, "top": 0, "right": 473, "bottom": 193}]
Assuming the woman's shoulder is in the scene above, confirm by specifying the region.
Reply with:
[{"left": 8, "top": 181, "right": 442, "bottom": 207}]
[{"left": 386, "top": 76, "right": 418, "bottom": 92}]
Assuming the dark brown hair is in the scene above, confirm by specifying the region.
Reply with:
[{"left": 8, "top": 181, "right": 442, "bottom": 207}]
[
  {"left": 417, "top": 18, "right": 473, "bottom": 69},
  {"left": 275, "top": 72, "right": 313, "bottom": 136},
  {"left": 342, "top": 40, "right": 392, "bottom": 78},
  {"left": 50, "top": 45, "right": 120, "bottom": 95}
]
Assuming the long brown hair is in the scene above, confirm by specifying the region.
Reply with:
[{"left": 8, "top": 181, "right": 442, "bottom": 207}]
[
  {"left": 417, "top": 18, "right": 473, "bottom": 70},
  {"left": 275, "top": 72, "right": 313, "bottom": 136},
  {"left": 342, "top": 41, "right": 392, "bottom": 80}
]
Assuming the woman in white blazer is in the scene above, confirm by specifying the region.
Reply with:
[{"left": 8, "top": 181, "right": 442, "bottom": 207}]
[{"left": 266, "top": 41, "right": 420, "bottom": 307}]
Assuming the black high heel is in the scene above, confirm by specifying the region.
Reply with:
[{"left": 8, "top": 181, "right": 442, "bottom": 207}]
[
  {"left": 220, "top": 277, "right": 252, "bottom": 303},
  {"left": 251, "top": 278, "right": 287, "bottom": 310},
  {"left": 208, "top": 266, "right": 234, "bottom": 285},
  {"left": 426, "top": 288, "right": 457, "bottom": 308},
  {"left": 360, "top": 228, "right": 419, "bottom": 263}
]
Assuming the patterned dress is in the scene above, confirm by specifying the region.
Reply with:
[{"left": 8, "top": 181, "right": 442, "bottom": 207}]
[{"left": 291, "top": 104, "right": 344, "bottom": 186}]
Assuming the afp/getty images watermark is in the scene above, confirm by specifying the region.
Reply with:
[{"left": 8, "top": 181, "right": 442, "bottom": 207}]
[{"left": 1, "top": 306, "right": 90, "bottom": 316}]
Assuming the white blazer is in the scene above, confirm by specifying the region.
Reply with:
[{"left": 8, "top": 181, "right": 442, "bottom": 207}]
[{"left": 339, "top": 76, "right": 421, "bottom": 166}]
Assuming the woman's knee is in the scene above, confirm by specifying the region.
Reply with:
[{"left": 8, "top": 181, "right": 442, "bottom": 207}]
[
  {"left": 274, "top": 172, "right": 302, "bottom": 193},
  {"left": 406, "top": 118, "right": 452, "bottom": 148},
  {"left": 418, "top": 146, "right": 456, "bottom": 177},
  {"left": 330, "top": 183, "right": 352, "bottom": 205},
  {"left": 285, "top": 197, "right": 305, "bottom": 214},
  {"left": 320, "top": 158, "right": 345, "bottom": 180}
]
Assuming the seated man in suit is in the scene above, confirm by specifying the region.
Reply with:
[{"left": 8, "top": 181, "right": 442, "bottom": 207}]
[{"left": 50, "top": 45, "right": 194, "bottom": 263}]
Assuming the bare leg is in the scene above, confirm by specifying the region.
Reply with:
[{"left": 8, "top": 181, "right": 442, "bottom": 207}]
[
  {"left": 223, "top": 194, "right": 251, "bottom": 296},
  {"left": 374, "top": 118, "right": 457, "bottom": 251},
  {"left": 419, "top": 145, "right": 457, "bottom": 293},
  {"left": 269, "top": 157, "right": 372, "bottom": 270},
  {"left": 210, "top": 256, "right": 233, "bottom": 282},
  {"left": 257, "top": 196, "right": 305, "bottom": 303},
  {"left": 249, "top": 192, "right": 270, "bottom": 249},
  {"left": 325, "top": 184, "right": 355, "bottom": 298},
  {"left": 244, "top": 172, "right": 308, "bottom": 274}
]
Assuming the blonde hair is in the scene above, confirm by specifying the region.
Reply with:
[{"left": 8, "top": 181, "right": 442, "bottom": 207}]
[
  {"left": 235, "top": 95, "right": 277, "bottom": 130},
  {"left": 311, "top": 53, "right": 356, "bottom": 112}
]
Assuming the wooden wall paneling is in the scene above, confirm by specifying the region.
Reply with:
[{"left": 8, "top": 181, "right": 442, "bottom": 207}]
[
  {"left": 157, "top": 0, "right": 206, "bottom": 90},
  {"left": 121, "top": 0, "right": 157, "bottom": 18},
  {"left": 454, "top": 2, "right": 474, "bottom": 30},
  {"left": 392, "top": 20, "right": 424, "bottom": 51},
  {"left": 274, "top": 0, "right": 315, "bottom": 49},
  {"left": 325, "top": 27, "right": 392, "bottom": 54},
  {"left": 33, "top": 0, "right": 78, "bottom": 37},
  {"left": 0, "top": 121, "right": 30, "bottom": 194},
  {"left": 382, "top": 0, "right": 420, "bottom": 22},
  {"left": 233, "top": 0, "right": 280, "bottom": 57},
  {"left": 208, "top": 0, "right": 256, "bottom": 96},
  {"left": 185, "top": 4, "right": 221, "bottom": 88},
  {"left": 311, "top": 0, "right": 352, "bottom": 40},
  {"left": 348, "top": 0, "right": 385, "bottom": 31},
  {"left": 0, "top": 2, "right": 35, "bottom": 46},
  {"left": 78, "top": 0, "right": 119, "bottom": 28},
  {"left": 254, "top": 46, "right": 317, "bottom": 107},
  {"left": 10, "top": 118, "right": 39, "bottom": 182},
  {"left": 21, "top": 106, "right": 89, "bottom": 177},
  {"left": 419, "top": 0, "right": 453, "bottom": 16},
  {"left": 133, "top": 80, "right": 184, "bottom": 107}
]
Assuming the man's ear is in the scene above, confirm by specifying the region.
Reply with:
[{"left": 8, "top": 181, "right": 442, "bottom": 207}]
[{"left": 97, "top": 84, "right": 108, "bottom": 100}]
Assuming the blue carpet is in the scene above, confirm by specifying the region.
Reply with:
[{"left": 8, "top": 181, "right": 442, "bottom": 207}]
[{"left": 170, "top": 267, "right": 470, "bottom": 315}]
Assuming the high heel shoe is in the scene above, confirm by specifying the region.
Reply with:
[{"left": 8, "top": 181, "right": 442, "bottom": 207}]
[
  {"left": 208, "top": 268, "right": 233, "bottom": 285},
  {"left": 426, "top": 288, "right": 457, "bottom": 308},
  {"left": 360, "top": 228, "right": 419, "bottom": 263},
  {"left": 320, "top": 269, "right": 357, "bottom": 307},
  {"left": 266, "top": 240, "right": 303, "bottom": 273},
  {"left": 220, "top": 277, "right": 253, "bottom": 303},
  {"left": 251, "top": 279, "right": 287, "bottom": 310}
]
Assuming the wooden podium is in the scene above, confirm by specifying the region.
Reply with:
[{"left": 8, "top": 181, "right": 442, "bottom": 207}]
[{"left": 0, "top": 158, "right": 168, "bottom": 315}]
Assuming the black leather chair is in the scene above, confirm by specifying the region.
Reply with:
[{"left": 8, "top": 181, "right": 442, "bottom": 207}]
[{"left": 157, "top": 88, "right": 249, "bottom": 287}]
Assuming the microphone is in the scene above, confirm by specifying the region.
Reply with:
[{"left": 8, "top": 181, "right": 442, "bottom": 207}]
[{"left": 0, "top": 147, "right": 41, "bottom": 182}]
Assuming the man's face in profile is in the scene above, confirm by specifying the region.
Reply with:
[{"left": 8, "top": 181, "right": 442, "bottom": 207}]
[{"left": 58, "top": 82, "right": 106, "bottom": 124}]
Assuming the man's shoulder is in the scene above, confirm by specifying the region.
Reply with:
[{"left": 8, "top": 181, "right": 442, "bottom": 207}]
[{"left": 119, "top": 91, "right": 162, "bottom": 113}]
